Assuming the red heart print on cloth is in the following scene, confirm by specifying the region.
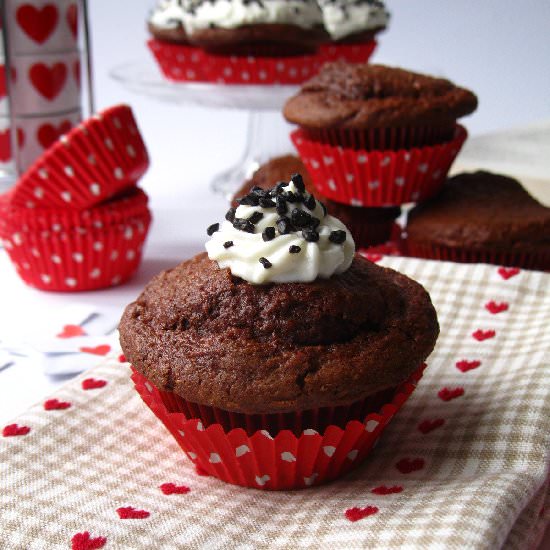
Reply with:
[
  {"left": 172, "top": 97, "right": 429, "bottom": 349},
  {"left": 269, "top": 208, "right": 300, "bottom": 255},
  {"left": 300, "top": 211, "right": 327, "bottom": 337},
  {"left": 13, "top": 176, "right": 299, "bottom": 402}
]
[
  {"left": 395, "top": 457, "right": 425, "bottom": 474},
  {"left": 116, "top": 506, "right": 150, "bottom": 519},
  {"left": 57, "top": 324, "right": 86, "bottom": 338},
  {"left": 3, "top": 424, "right": 31, "bottom": 437},
  {"left": 418, "top": 418, "right": 445, "bottom": 434},
  {"left": 456, "top": 359, "right": 481, "bottom": 373},
  {"left": 44, "top": 398, "right": 71, "bottom": 410},
  {"left": 37, "top": 120, "right": 73, "bottom": 149},
  {"left": 82, "top": 378, "right": 107, "bottom": 390},
  {"left": 438, "top": 387, "right": 464, "bottom": 401},
  {"left": 118, "top": 354, "right": 127, "bottom": 363},
  {"left": 66, "top": 4, "right": 78, "bottom": 38},
  {"left": 345, "top": 506, "right": 379, "bottom": 522},
  {"left": 16, "top": 4, "right": 59, "bottom": 44},
  {"left": 80, "top": 345, "right": 111, "bottom": 356},
  {"left": 71, "top": 532, "right": 106, "bottom": 550},
  {"left": 160, "top": 483, "right": 190, "bottom": 495},
  {"left": 29, "top": 62, "right": 67, "bottom": 100},
  {"left": 485, "top": 301, "right": 509, "bottom": 314},
  {"left": 498, "top": 266, "right": 520, "bottom": 280},
  {"left": 472, "top": 329, "right": 496, "bottom": 341},
  {"left": 371, "top": 485, "right": 403, "bottom": 495}
]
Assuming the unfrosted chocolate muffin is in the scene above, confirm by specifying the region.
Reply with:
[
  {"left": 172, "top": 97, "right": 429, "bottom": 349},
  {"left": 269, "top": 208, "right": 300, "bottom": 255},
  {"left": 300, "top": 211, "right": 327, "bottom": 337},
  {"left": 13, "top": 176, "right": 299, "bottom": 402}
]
[
  {"left": 234, "top": 154, "right": 401, "bottom": 247},
  {"left": 406, "top": 171, "right": 550, "bottom": 269},
  {"left": 284, "top": 62, "right": 478, "bottom": 148}
]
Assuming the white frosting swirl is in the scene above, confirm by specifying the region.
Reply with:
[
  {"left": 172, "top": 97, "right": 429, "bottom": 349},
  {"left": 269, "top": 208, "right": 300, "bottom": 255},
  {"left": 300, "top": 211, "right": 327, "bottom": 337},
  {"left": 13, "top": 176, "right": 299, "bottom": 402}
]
[
  {"left": 318, "top": 0, "right": 389, "bottom": 40},
  {"left": 185, "top": 0, "right": 323, "bottom": 32},
  {"left": 205, "top": 179, "right": 355, "bottom": 284},
  {"left": 149, "top": 0, "right": 187, "bottom": 29}
]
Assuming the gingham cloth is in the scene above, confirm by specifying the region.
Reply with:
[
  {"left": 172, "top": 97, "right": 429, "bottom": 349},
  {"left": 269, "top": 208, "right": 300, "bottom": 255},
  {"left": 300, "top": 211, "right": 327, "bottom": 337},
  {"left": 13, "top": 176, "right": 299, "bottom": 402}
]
[{"left": 1, "top": 257, "right": 549, "bottom": 550}]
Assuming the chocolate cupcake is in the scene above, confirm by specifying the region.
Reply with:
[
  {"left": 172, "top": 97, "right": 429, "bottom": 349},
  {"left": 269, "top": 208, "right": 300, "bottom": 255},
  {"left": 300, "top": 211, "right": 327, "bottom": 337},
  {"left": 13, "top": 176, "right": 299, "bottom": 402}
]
[
  {"left": 405, "top": 171, "right": 550, "bottom": 270},
  {"left": 233, "top": 154, "right": 401, "bottom": 248},
  {"left": 148, "top": 0, "right": 189, "bottom": 43},
  {"left": 120, "top": 175, "right": 439, "bottom": 489},
  {"left": 285, "top": 62, "right": 476, "bottom": 206}
]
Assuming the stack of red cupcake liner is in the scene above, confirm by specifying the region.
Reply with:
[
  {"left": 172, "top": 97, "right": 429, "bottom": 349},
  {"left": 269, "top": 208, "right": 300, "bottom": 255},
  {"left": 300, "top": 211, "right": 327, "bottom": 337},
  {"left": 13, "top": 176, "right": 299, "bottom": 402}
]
[
  {"left": 147, "top": 39, "right": 377, "bottom": 85},
  {"left": 0, "top": 104, "right": 152, "bottom": 291},
  {"left": 132, "top": 364, "right": 425, "bottom": 490}
]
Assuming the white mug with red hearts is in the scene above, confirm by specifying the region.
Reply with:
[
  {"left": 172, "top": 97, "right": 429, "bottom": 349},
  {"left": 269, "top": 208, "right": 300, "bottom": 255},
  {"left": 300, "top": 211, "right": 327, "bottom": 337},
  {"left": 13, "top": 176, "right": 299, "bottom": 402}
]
[
  {"left": 4, "top": 0, "right": 79, "bottom": 55},
  {"left": 9, "top": 50, "right": 81, "bottom": 115},
  {"left": 14, "top": 108, "right": 80, "bottom": 171}
]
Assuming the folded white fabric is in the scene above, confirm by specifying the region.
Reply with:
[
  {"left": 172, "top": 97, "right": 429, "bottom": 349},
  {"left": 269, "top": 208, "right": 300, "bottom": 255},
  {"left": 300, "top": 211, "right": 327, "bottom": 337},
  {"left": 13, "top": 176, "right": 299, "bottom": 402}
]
[{"left": 1, "top": 258, "right": 549, "bottom": 549}]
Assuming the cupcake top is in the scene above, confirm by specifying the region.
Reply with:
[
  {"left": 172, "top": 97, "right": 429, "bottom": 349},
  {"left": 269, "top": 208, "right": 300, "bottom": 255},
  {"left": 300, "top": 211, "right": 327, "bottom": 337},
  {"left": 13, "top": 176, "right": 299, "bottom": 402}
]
[
  {"left": 148, "top": 0, "right": 187, "bottom": 30},
  {"left": 182, "top": 0, "right": 323, "bottom": 32},
  {"left": 407, "top": 171, "right": 550, "bottom": 250},
  {"left": 119, "top": 174, "right": 439, "bottom": 414},
  {"left": 318, "top": 0, "right": 389, "bottom": 40},
  {"left": 206, "top": 174, "right": 354, "bottom": 284},
  {"left": 283, "top": 62, "right": 478, "bottom": 130}
]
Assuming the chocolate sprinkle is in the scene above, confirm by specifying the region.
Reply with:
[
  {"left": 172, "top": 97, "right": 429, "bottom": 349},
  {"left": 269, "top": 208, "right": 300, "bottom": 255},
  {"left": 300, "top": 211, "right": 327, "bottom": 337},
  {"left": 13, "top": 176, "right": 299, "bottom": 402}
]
[
  {"left": 291, "top": 208, "right": 313, "bottom": 228},
  {"left": 262, "top": 227, "right": 276, "bottom": 241},
  {"left": 233, "top": 218, "right": 255, "bottom": 233},
  {"left": 207, "top": 223, "right": 219, "bottom": 236},
  {"left": 225, "top": 207, "right": 236, "bottom": 223},
  {"left": 259, "top": 196, "right": 276, "bottom": 208},
  {"left": 238, "top": 194, "right": 260, "bottom": 207},
  {"left": 302, "top": 228, "right": 319, "bottom": 242},
  {"left": 276, "top": 217, "right": 294, "bottom": 235},
  {"left": 223, "top": 241, "right": 234, "bottom": 248},
  {"left": 289, "top": 245, "right": 301, "bottom": 254},
  {"left": 276, "top": 196, "right": 288, "bottom": 215},
  {"left": 304, "top": 194, "right": 316, "bottom": 211},
  {"left": 291, "top": 173, "right": 305, "bottom": 193},
  {"left": 329, "top": 230, "right": 347, "bottom": 244},
  {"left": 259, "top": 257, "right": 272, "bottom": 269},
  {"left": 248, "top": 211, "right": 264, "bottom": 224}
]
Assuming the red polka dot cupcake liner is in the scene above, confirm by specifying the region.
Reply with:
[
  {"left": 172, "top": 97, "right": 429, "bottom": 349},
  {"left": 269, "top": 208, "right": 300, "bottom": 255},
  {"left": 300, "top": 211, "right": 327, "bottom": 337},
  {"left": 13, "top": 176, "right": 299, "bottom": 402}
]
[
  {"left": 148, "top": 39, "right": 323, "bottom": 84},
  {"left": 292, "top": 125, "right": 467, "bottom": 207},
  {"left": 11, "top": 105, "right": 149, "bottom": 210},
  {"left": 0, "top": 190, "right": 152, "bottom": 291},
  {"left": 318, "top": 40, "right": 377, "bottom": 63},
  {"left": 403, "top": 240, "right": 550, "bottom": 271},
  {"left": 131, "top": 364, "right": 425, "bottom": 490}
]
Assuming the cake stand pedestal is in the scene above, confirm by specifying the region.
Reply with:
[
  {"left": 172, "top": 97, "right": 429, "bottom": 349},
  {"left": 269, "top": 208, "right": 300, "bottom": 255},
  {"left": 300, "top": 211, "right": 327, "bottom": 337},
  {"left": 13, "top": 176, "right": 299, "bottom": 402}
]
[{"left": 110, "top": 60, "right": 298, "bottom": 199}]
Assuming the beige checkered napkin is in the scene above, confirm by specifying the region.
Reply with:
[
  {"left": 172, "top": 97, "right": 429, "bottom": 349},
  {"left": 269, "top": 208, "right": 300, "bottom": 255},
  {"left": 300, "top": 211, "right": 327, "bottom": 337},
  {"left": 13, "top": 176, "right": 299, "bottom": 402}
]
[{"left": 1, "top": 258, "right": 549, "bottom": 550}]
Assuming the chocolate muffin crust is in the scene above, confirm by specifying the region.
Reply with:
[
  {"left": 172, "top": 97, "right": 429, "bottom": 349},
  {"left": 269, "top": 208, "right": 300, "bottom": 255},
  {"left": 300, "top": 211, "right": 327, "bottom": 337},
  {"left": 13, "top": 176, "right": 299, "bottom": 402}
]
[
  {"left": 120, "top": 253, "right": 439, "bottom": 414},
  {"left": 283, "top": 62, "right": 478, "bottom": 130},
  {"left": 407, "top": 171, "right": 550, "bottom": 251}
]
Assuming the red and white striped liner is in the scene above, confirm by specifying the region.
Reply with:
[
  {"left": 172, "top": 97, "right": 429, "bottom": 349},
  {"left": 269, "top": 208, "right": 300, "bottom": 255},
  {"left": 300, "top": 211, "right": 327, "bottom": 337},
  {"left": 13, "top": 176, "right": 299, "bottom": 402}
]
[
  {"left": 131, "top": 363, "right": 425, "bottom": 490},
  {"left": 148, "top": 39, "right": 324, "bottom": 85},
  {"left": 11, "top": 104, "right": 149, "bottom": 210},
  {"left": 292, "top": 125, "right": 467, "bottom": 207}
]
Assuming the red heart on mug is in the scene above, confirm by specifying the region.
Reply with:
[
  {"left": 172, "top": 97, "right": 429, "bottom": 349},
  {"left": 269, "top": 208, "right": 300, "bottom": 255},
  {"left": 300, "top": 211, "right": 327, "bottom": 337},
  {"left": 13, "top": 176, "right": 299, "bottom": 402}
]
[
  {"left": 395, "top": 457, "right": 424, "bottom": 474},
  {"left": 0, "top": 130, "right": 11, "bottom": 162},
  {"left": 80, "top": 345, "right": 111, "bottom": 356},
  {"left": 37, "top": 120, "right": 73, "bottom": 149},
  {"left": 456, "top": 359, "right": 481, "bottom": 373},
  {"left": 345, "top": 506, "right": 379, "bottom": 522},
  {"left": 29, "top": 62, "right": 67, "bottom": 100},
  {"left": 67, "top": 4, "right": 78, "bottom": 39},
  {"left": 485, "top": 301, "right": 509, "bottom": 314},
  {"left": 44, "top": 398, "right": 72, "bottom": 410},
  {"left": 116, "top": 506, "right": 150, "bottom": 520},
  {"left": 71, "top": 532, "right": 106, "bottom": 550},
  {"left": 17, "top": 4, "right": 59, "bottom": 44}
]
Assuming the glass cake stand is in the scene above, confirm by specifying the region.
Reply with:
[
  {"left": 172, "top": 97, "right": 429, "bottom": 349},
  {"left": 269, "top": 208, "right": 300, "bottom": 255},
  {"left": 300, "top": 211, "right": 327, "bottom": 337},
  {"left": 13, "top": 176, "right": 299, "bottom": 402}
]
[{"left": 110, "top": 60, "right": 298, "bottom": 199}]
